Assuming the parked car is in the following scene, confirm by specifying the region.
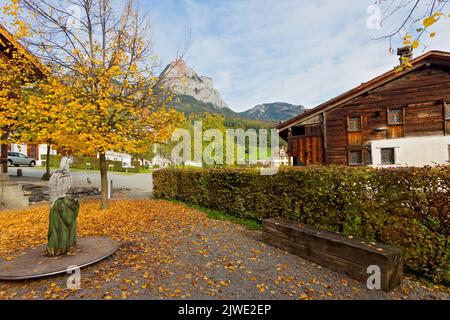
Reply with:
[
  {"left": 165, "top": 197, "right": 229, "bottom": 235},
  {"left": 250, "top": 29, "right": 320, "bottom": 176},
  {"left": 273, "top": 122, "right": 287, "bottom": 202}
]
[{"left": 7, "top": 152, "right": 36, "bottom": 167}]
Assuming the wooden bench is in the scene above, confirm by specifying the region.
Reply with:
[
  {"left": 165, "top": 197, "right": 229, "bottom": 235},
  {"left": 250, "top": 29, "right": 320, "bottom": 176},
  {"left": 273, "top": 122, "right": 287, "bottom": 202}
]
[{"left": 262, "top": 218, "right": 403, "bottom": 292}]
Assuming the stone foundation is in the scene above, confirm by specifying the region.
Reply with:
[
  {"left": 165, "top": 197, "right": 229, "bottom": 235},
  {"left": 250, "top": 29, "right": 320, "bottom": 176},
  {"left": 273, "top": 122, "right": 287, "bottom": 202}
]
[
  {"left": 0, "top": 181, "right": 30, "bottom": 210},
  {"left": 22, "top": 184, "right": 100, "bottom": 204}
]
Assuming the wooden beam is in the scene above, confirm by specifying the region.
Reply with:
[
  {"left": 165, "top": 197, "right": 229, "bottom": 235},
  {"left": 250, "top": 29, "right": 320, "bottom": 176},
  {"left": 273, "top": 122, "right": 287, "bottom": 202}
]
[
  {"left": 322, "top": 112, "right": 327, "bottom": 165},
  {"left": 443, "top": 100, "right": 447, "bottom": 136},
  {"left": 262, "top": 218, "right": 403, "bottom": 292}
]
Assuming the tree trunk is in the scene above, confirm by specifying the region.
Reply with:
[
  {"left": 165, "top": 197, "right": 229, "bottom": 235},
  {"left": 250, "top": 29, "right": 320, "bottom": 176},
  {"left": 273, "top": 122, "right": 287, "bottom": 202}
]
[
  {"left": 46, "top": 144, "right": 51, "bottom": 177},
  {"left": 99, "top": 152, "right": 109, "bottom": 209},
  {"left": 41, "top": 144, "right": 52, "bottom": 180},
  {"left": 0, "top": 137, "right": 8, "bottom": 176}
]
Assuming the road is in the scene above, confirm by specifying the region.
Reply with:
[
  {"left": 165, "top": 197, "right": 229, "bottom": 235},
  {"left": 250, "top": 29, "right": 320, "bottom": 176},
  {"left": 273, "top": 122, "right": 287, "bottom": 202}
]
[{"left": 8, "top": 167, "right": 153, "bottom": 198}]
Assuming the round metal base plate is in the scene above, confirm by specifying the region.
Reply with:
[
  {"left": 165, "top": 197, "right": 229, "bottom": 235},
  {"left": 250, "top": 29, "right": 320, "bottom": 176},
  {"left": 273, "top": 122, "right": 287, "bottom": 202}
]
[{"left": 0, "top": 237, "right": 119, "bottom": 280}]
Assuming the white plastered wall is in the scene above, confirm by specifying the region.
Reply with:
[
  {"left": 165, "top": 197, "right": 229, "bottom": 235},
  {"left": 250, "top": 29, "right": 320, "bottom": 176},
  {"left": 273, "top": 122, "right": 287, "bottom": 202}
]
[{"left": 370, "top": 135, "right": 450, "bottom": 167}]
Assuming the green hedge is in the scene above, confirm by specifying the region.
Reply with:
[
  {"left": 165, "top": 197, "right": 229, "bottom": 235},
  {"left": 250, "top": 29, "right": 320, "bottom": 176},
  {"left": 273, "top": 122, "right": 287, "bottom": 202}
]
[
  {"left": 42, "top": 155, "right": 141, "bottom": 173},
  {"left": 154, "top": 166, "right": 450, "bottom": 285}
]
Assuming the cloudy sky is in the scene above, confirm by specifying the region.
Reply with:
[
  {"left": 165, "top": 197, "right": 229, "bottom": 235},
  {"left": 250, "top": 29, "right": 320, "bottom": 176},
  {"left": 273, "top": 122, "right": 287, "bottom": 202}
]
[
  {"left": 2, "top": 0, "right": 448, "bottom": 112},
  {"left": 140, "top": 0, "right": 450, "bottom": 112}
]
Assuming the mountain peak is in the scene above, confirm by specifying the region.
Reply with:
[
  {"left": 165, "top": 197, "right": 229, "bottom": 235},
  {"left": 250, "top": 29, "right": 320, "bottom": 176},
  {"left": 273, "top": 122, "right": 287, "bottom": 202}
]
[
  {"left": 161, "top": 60, "right": 229, "bottom": 110},
  {"left": 167, "top": 58, "right": 188, "bottom": 76},
  {"left": 161, "top": 61, "right": 305, "bottom": 122},
  {"left": 240, "top": 102, "right": 305, "bottom": 121}
]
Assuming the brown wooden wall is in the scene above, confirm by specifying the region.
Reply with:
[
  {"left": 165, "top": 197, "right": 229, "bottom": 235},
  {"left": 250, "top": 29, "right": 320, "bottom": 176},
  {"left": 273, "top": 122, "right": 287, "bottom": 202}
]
[
  {"left": 325, "top": 65, "right": 450, "bottom": 165},
  {"left": 288, "top": 125, "right": 324, "bottom": 165}
]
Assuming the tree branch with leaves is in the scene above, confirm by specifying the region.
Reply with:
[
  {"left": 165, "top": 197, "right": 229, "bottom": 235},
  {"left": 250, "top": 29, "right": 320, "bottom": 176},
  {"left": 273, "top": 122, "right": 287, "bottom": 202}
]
[
  {"left": 2, "top": 0, "right": 184, "bottom": 208},
  {"left": 370, "top": 0, "right": 449, "bottom": 61}
]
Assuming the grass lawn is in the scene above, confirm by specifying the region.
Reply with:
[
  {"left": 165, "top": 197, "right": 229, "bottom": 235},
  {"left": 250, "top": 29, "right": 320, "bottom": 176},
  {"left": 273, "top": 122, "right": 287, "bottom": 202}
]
[{"left": 171, "top": 200, "right": 261, "bottom": 231}]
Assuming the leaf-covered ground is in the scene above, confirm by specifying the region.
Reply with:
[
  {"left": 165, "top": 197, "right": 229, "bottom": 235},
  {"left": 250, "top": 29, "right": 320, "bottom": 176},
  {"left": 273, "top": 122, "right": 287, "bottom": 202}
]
[{"left": 0, "top": 200, "right": 448, "bottom": 300}]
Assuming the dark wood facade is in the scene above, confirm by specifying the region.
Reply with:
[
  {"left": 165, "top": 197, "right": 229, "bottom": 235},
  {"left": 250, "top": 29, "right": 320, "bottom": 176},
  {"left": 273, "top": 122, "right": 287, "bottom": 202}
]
[
  {"left": 279, "top": 51, "right": 450, "bottom": 166},
  {"left": 288, "top": 125, "right": 324, "bottom": 165}
]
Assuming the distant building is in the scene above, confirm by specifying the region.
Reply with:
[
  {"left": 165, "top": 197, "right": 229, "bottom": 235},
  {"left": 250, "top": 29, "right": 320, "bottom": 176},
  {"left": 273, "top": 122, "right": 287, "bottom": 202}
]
[
  {"left": 278, "top": 50, "right": 450, "bottom": 167},
  {"left": 105, "top": 151, "right": 132, "bottom": 167}
]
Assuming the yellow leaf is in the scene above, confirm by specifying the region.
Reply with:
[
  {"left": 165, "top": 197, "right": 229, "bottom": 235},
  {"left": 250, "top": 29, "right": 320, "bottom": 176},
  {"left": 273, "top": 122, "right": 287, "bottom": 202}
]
[
  {"left": 412, "top": 40, "right": 419, "bottom": 49},
  {"left": 423, "top": 13, "right": 443, "bottom": 27},
  {"left": 257, "top": 284, "right": 266, "bottom": 293},
  {"left": 432, "top": 12, "right": 444, "bottom": 18}
]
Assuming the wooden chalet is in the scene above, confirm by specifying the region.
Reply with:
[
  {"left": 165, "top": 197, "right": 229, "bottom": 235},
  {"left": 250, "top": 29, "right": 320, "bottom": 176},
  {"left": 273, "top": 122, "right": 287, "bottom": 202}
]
[
  {"left": 0, "top": 25, "right": 46, "bottom": 179},
  {"left": 278, "top": 49, "right": 450, "bottom": 167}
]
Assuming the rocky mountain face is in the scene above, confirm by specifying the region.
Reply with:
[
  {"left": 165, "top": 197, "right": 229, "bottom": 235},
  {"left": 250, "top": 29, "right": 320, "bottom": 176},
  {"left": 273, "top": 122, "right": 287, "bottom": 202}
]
[
  {"left": 161, "top": 60, "right": 305, "bottom": 122},
  {"left": 239, "top": 103, "right": 305, "bottom": 122},
  {"left": 160, "top": 59, "right": 229, "bottom": 110}
]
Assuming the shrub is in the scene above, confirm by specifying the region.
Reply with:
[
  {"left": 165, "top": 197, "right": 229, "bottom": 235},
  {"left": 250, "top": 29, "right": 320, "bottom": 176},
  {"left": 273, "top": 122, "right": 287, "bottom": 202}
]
[
  {"left": 154, "top": 166, "right": 450, "bottom": 285},
  {"left": 42, "top": 155, "right": 140, "bottom": 173}
]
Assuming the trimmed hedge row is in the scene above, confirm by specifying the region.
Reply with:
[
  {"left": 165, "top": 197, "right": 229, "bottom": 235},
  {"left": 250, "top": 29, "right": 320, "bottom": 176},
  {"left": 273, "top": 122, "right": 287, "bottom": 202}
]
[
  {"left": 154, "top": 166, "right": 450, "bottom": 284},
  {"left": 42, "top": 154, "right": 141, "bottom": 173}
]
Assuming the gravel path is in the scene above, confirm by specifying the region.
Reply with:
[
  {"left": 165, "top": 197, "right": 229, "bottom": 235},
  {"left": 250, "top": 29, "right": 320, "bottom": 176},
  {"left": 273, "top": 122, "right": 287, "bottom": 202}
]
[
  {"left": 128, "top": 217, "right": 449, "bottom": 300},
  {"left": 8, "top": 167, "right": 153, "bottom": 197},
  {"left": 8, "top": 167, "right": 153, "bottom": 200},
  {"left": 0, "top": 200, "right": 448, "bottom": 300}
]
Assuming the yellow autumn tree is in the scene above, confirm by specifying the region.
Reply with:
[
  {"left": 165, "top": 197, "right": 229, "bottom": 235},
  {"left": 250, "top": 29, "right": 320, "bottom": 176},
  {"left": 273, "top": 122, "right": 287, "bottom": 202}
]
[
  {"left": 14, "top": 75, "right": 82, "bottom": 179},
  {"left": 2, "top": 0, "right": 183, "bottom": 208},
  {"left": 0, "top": 22, "right": 45, "bottom": 176},
  {"left": 0, "top": 48, "right": 30, "bottom": 156}
]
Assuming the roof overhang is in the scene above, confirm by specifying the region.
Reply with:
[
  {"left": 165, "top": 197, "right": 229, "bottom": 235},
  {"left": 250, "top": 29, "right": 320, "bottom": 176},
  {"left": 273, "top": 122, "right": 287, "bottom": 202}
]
[
  {"left": 0, "top": 24, "right": 47, "bottom": 80},
  {"left": 277, "top": 50, "right": 450, "bottom": 133}
]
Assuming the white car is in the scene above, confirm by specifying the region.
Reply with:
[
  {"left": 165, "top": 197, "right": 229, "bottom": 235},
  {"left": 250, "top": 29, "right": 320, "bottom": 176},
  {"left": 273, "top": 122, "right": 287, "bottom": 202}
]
[{"left": 7, "top": 152, "right": 37, "bottom": 167}]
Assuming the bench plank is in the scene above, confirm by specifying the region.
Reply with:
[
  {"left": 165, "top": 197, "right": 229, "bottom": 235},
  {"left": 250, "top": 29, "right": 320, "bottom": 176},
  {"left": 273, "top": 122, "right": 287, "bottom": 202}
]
[{"left": 262, "top": 218, "right": 403, "bottom": 292}]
